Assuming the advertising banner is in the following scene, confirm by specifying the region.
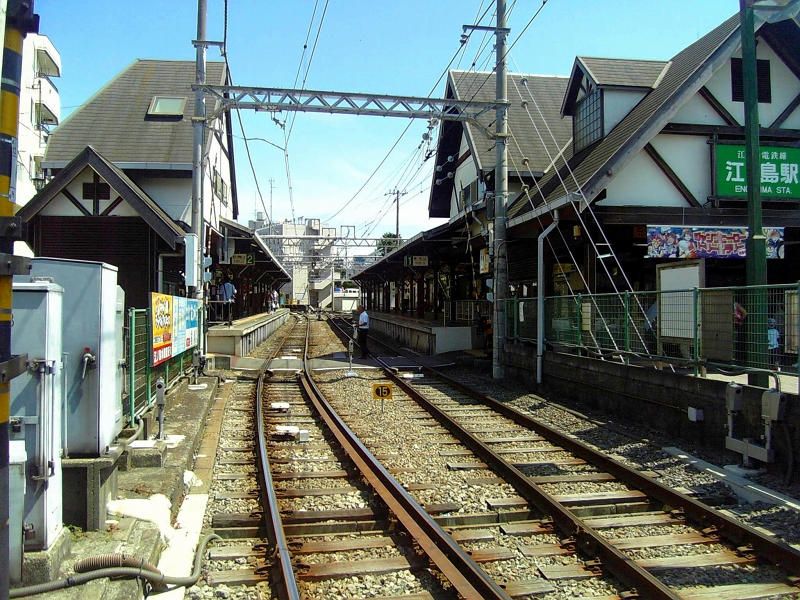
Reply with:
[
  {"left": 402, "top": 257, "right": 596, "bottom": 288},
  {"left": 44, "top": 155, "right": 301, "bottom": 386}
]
[
  {"left": 151, "top": 293, "right": 173, "bottom": 366},
  {"left": 173, "top": 296, "right": 187, "bottom": 355},
  {"left": 151, "top": 294, "right": 200, "bottom": 366},
  {"left": 646, "top": 226, "right": 784, "bottom": 259},
  {"left": 717, "top": 144, "right": 800, "bottom": 198},
  {"left": 186, "top": 299, "right": 199, "bottom": 350}
]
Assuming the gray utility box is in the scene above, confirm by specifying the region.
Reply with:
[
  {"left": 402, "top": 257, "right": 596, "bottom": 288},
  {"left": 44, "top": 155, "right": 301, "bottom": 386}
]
[
  {"left": 10, "top": 282, "right": 64, "bottom": 552},
  {"left": 25, "top": 258, "right": 125, "bottom": 457}
]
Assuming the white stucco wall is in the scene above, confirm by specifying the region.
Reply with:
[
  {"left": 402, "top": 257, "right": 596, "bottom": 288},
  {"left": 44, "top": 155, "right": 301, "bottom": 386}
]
[
  {"left": 704, "top": 42, "right": 800, "bottom": 127},
  {"left": 41, "top": 167, "right": 140, "bottom": 217},
  {"left": 136, "top": 177, "right": 191, "bottom": 224},
  {"left": 600, "top": 150, "right": 688, "bottom": 207},
  {"left": 670, "top": 94, "right": 729, "bottom": 125},
  {"left": 649, "top": 134, "right": 713, "bottom": 203},
  {"left": 603, "top": 89, "right": 647, "bottom": 134},
  {"left": 448, "top": 136, "right": 478, "bottom": 219}
]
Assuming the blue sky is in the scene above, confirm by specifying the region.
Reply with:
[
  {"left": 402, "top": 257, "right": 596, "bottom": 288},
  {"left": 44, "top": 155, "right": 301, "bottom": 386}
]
[{"left": 36, "top": 0, "right": 739, "bottom": 242}]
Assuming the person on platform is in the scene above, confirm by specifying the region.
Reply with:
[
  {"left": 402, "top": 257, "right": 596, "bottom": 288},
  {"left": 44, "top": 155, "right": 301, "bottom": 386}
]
[
  {"left": 356, "top": 305, "right": 370, "bottom": 359},
  {"left": 220, "top": 276, "right": 236, "bottom": 325}
]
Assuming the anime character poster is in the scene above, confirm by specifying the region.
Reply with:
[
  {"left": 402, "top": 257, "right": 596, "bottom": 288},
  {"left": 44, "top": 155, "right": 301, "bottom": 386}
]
[{"left": 646, "top": 226, "right": 784, "bottom": 259}]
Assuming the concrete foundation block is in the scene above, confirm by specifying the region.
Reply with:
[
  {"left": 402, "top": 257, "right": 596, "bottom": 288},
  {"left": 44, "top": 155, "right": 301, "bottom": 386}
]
[
  {"left": 128, "top": 440, "right": 168, "bottom": 468},
  {"left": 20, "top": 525, "right": 72, "bottom": 586},
  {"left": 62, "top": 457, "right": 119, "bottom": 532}
]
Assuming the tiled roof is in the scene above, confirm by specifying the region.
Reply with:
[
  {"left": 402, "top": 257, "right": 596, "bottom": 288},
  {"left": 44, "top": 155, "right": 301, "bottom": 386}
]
[
  {"left": 577, "top": 57, "right": 670, "bottom": 89},
  {"left": 508, "top": 14, "right": 741, "bottom": 222},
  {"left": 449, "top": 70, "right": 572, "bottom": 175},
  {"left": 45, "top": 59, "right": 226, "bottom": 165}
]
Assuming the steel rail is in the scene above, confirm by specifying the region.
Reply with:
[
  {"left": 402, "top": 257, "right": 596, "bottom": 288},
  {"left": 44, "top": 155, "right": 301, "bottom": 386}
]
[
  {"left": 328, "top": 315, "right": 800, "bottom": 582},
  {"left": 417, "top": 366, "right": 800, "bottom": 577},
  {"left": 301, "top": 325, "right": 511, "bottom": 600},
  {"left": 254, "top": 318, "right": 302, "bottom": 600},
  {"left": 385, "top": 370, "right": 682, "bottom": 599},
  {"left": 404, "top": 367, "right": 800, "bottom": 576}
]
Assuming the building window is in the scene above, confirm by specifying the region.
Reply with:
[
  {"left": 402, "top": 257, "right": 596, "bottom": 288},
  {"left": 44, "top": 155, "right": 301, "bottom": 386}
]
[
  {"left": 213, "top": 168, "right": 228, "bottom": 205},
  {"left": 574, "top": 89, "right": 603, "bottom": 153},
  {"left": 731, "top": 58, "right": 771, "bottom": 103},
  {"left": 146, "top": 96, "right": 187, "bottom": 116}
]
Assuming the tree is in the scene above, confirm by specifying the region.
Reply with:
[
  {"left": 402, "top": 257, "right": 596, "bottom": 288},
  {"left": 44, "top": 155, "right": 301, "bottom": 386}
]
[{"left": 377, "top": 232, "right": 402, "bottom": 256}]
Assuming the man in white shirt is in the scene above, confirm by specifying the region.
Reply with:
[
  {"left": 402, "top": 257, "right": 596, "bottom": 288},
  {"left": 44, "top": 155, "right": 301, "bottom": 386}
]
[{"left": 357, "top": 305, "right": 369, "bottom": 359}]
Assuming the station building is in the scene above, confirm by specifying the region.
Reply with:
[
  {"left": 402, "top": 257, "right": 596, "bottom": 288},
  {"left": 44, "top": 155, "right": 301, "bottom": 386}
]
[
  {"left": 16, "top": 58, "right": 289, "bottom": 312},
  {"left": 357, "top": 13, "right": 800, "bottom": 351}
]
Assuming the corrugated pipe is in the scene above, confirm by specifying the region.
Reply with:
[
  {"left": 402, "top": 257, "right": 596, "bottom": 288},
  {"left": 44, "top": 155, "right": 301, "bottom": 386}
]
[
  {"left": 10, "top": 533, "right": 220, "bottom": 598},
  {"left": 74, "top": 553, "right": 164, "bottom": 592}
]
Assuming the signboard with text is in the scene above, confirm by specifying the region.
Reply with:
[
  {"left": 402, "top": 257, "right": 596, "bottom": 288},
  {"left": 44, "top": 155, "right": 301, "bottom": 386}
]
[
  {"left": 151, "top": 293, "right": 173, "bottom": 366},
  {"left": 717, "top": 144, "right": 800, "bottom": 198},
  {"left": 646, "top": 226, "right": 784, "bottom": 259},
  {"left": 151, "top": 293, "right": 201, "bottom": 366}
]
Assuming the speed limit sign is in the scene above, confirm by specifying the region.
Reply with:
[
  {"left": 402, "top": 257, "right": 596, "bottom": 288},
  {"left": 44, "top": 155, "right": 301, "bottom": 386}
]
[{"left": 372, "top": 384, "right": 393, "bottom": 400}]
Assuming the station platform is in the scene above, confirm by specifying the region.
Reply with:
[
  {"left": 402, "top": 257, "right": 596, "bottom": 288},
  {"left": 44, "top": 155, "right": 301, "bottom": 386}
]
[
  {"left": 207, "top": 308, "right": 291, "bottom": 358},
  {"left": 366, "top": 310, "right": 482, "bottom": 355}
]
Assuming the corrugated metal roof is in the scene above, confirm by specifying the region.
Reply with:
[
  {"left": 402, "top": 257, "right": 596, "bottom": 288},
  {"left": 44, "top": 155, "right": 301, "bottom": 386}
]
[
  {"left": 45, "top": 59, "right": 226, "bottom": 165},
  {"left": 577, "top": 57, "right": 670, "bottom": 89},
  {"left": 449, "top": 70, "right": 571, "bottom": 175},
  {"left": 507, "top": 14, "right": 741, "bottom": 223}
]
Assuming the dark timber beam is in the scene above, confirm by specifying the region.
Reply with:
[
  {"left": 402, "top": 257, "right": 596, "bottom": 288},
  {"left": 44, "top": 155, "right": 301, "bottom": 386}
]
[
  {"left": 643, "top": 143, "right": 702, "bottom": 207},
  {"left": 698, "top": 86, "right": 739, "bottom": 126},
  {"left": 61, "top": 188, "right": 92, "bottom": 216},
  {"left": 770, "top": 90, "right": 800, "bottom": 129}
]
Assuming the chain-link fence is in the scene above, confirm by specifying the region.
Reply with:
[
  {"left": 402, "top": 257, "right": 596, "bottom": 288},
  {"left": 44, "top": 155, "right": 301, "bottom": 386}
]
[{"left": 506, "top": 283, "right": 800, "bottom": 375}]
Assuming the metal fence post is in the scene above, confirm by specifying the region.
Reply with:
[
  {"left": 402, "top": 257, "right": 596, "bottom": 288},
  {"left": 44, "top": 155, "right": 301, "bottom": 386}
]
[
  {"left": 624, "top": 291, "right": 630, "bottom": 360},
  {"left": 146, "top": 308, "right": 152, "bottom": 408},
  {"left": 797, "top": 282, "right": 800, "bottom": 378},
  {"left": 128, "top": 308, "right": 136, "bottom": 424},
  {"left": 693, "top": 287, "right": 700, "bottom": 377},
  {"left": 513, "top": 297, "right": 519, "bottom": 340},
  {"left": 576, "top": 294, "right": 582, "bottom": 350}
]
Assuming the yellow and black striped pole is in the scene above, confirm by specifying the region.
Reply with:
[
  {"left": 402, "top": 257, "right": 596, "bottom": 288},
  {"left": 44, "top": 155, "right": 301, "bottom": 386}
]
[{"left": 1, "top": 2, "right": 38, "bottom": 598}]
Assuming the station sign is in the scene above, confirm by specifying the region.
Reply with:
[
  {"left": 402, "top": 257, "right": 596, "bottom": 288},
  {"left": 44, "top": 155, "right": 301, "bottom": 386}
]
[
  {"left": 717, "top": 144, "right": 800, "bottom": 198},
  {"left": 404, "top": 255, "right": 428, "bottom": 267},
  {"left": 231, "top": 253, "right": 255, "bottom": 265}
]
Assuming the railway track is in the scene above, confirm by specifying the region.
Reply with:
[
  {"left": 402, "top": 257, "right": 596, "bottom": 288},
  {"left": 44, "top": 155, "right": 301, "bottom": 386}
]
[
  {"left": 321, "top": 315, "right": 800, "bottom": 599},
  {"left": 203, "top": 315, "right": 510, "bottom": 599},
  {"left": 196, "top": 314, "right": 800, "bottom": 599}
]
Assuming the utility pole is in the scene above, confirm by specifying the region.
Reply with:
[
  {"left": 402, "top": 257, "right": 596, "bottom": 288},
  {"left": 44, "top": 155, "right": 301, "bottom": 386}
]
[
  {"left": 268, "top": 177, "right": 275, "bottom": 235},
  {"left": 741, "top": 0, "right": 768, "bottom": 388},
  {"left": 191, "top": 0, "right": 207, "bottom": 352},
  {"left": 1, "top": 4, "right": 39, "bottom": 599},
  {"left": 386, "top": 188, "right": 407, "bottom": 249},
  {"left": 492, "top": 0, "right": 509, "bottom": 379}
]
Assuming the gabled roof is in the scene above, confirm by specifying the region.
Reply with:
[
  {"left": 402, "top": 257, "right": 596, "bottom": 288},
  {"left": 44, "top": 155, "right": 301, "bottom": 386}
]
[
  {"left": 561, "top": 57, "right": 670, "bottom": 117},
  {"left": 17, "top": 145, "right": 185, "bottom": 248},
  {"left": 44, "top": 59, "right": 226, "bottom": 166},
  {"left": 508, "top": 14, "right": 744, "bottom": 224},
  {"left": 428, "top": 70, "right": 570, "bottom": 218},
  {"left": 579, "top": 57, "right": 670, "bottom": 89},
  {"left": 219, "top": 216, "right": 291, "bottom": 282}
]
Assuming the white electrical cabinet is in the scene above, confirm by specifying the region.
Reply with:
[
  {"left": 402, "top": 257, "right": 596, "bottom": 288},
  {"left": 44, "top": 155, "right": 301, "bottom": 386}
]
[
  {"left": 10, "top": 281, "right": 64, "bottom": 552},
  {"left": 26, "top": 258, "right": 125, "bottom": 456},
  {"left": 9, "top": 440, "right": 27, "bottom": 582}
]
